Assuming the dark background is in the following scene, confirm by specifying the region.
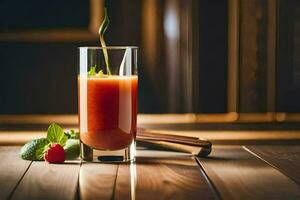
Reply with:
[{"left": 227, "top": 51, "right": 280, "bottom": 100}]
[{"left": 0, "top": 0, "right": 299, "bottom": 114}]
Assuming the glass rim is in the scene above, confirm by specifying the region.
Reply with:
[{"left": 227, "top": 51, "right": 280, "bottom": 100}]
[{"left": 78, "top": 46, "right": 138, "bottom": 50}]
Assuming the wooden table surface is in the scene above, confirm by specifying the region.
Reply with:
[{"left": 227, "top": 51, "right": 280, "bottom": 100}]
[{"left": 1, "top": 114, "right": 300, "bottom": 200}]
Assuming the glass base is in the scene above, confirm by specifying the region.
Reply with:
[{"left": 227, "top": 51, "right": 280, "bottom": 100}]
[{"left": 81, "top": 141, "right": 136, "bottom": 163}]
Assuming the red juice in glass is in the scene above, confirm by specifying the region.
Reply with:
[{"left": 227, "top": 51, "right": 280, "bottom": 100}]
[{"left": 78, "top": 76, "right": 138, "bottom": 150}]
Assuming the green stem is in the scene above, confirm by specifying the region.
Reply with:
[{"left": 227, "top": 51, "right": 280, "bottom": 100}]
[
  {"left": 99, "top": 8, "right": 111, "bottom": 75},
  {"left": 100, "top": 35, "right": 111, "bottom": 75}
]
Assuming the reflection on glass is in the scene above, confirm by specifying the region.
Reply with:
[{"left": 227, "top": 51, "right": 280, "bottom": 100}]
[{"left": 130, "top": 162, "right": 137, "bottom": 200}]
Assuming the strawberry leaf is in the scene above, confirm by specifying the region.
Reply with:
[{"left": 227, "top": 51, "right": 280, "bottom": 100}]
[{"left": 47, "top": 123, "right": 68, "bottom": 146}]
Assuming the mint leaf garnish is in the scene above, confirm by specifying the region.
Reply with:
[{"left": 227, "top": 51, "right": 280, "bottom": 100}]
[
  {"left": 47, "top": 123, "right": 68, "bottom": 146},
  {"left": 98, "top": 70, "right": 104, "bottom": 76},
  {"left": 88, "top": 66, "right": 109, "bottom": 77},
  {"left": 97, "top": 70, "right": 109, "bottom": 77},
  {"left": 64, "top": 130, "right": 80, "bottom": 139},
  {"left": 88, "top": 65, "right": 97, "bottom": 76}
]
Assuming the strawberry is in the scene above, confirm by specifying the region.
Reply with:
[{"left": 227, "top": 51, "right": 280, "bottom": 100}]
[{"left": 44, "top": 143, "right": 65, "bottom": 163}]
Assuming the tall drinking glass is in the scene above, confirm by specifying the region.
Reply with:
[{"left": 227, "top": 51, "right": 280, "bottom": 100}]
[{"left": 78, "top": 47, "right": 138, "bottom": 162}]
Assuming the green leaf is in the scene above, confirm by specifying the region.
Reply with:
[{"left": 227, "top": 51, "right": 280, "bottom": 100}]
[
  {"left": 35, "top": 142, "right": 51, "bottom": 160},
  {"left": 64, "top": 131, "right": 71, "bottom": 139},
  {"left": 98, "top": 70, "right": 104, "bottom": 76},
  {"left": 88, "top": 65, "right": 97, "bottom": 76},
  {"left": 70, "top": 130, "right": 80, "bottom": 139},
  {"left": 47, "top": 123, "right": 68, "bottom": 146},
  {"left": 97, "top": 70, "right": 109, "bottom": 77},
  {"left": 99, "top": 7, "right": 111, "bottom": 75},
  {"left": 64, "top": 130, "right": 80, "bottom": 139}
]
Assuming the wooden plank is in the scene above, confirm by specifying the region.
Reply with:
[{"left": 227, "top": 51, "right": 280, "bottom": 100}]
[
  {"left": 114, "top": 150, "right": 214, "bottom": 200},
  {"left": 4, "top": 129, "right": 300, "bottom": 146},
  {"left": 196, "top": 113, "right": 238, "bottom": 123},
  {"left": 237, "top": 113, "right": 275, "bottom": 122},
  {"left": 137, "top": 129, "right": 300, "bottom": 145},
  {"left": 0, "top": 147, "right": 31, "bottom": 200},
  {"left": 227, "top": 0, "right": 239, "bottom": 113},
  {"left": 197, "top": 146, "right": 300, "bottom": 200},
  {"left": 245, "top": 145, "right": 300, "bottom": 185},
  {"left": 79, "top": 163, "right": 118, "bottom": 200},
  {"left": 238, "top": 0, "right": 269, "bottom": 112},
  {"left": 11, "top": 161, "right": 81, "bottom": 200},
  {"left": 114, "top": 163, "right": 135, "bottom": 200},
  {"left": 0, "top": 114, "right": 77, "bottom": 125},
  {"left": 3, "top": 113, "right": 300, "bottom": 125},
  {"left": 266, "top": 0, "right": 276, "bottom": 112},
  {"left": 138, "top": 114, "right": 197, "bottom": 124},
  {"left": 0, "top": 30, "right": 97, "bottom": 42},
  {"left": 0, "top": 114, "right": 197, "bottom": 125},
  {"left": 0, "top": 131, "right": 45, "bottom": 145},
  {"left": 276, "top": 113, "right": 300, "bottom": 122}
]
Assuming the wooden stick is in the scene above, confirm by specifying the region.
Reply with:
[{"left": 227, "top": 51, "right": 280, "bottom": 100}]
[{"left": 137, "top": 128, "right": 212, "bottom": 157}]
